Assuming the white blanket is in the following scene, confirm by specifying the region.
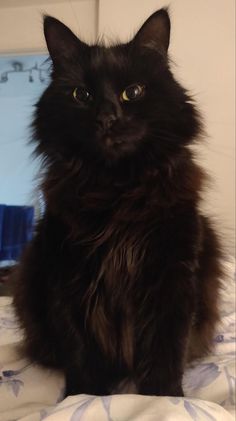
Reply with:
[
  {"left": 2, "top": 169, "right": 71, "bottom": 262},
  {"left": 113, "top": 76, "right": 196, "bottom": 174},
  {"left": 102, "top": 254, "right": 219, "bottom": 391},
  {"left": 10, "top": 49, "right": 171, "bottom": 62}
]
[{"left": 0, "top": 258, "right": 235, "bottom": 421}]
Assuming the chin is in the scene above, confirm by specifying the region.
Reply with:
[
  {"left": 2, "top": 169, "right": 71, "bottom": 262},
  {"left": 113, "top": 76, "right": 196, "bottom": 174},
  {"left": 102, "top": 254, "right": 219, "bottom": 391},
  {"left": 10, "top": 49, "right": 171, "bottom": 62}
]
[
  {"left": 101, "top": 141, "right": 140, "bottom": 163},
  {"left": 95, "top": 132, "right": 146, "bottom": 163}
]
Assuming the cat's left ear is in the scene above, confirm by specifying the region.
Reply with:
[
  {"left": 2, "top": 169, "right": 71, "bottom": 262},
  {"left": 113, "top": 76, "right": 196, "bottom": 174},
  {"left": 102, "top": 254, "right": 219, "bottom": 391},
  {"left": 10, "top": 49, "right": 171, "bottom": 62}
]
[
  {"left": 133, "top": 9, "right": 170, "bottom": 54},
  {"left": 43, "top": 16, "right": 87, "bottom": 67}
]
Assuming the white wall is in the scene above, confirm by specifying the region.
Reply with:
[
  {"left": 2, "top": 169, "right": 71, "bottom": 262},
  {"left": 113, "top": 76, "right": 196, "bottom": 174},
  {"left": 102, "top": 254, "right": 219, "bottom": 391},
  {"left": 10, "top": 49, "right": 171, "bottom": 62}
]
[
  {"left": 0, "top": 0, "right": 97, "bottom": 53},
  {"left": 99, "top": 0, "right": 235, "bottom": 253}
]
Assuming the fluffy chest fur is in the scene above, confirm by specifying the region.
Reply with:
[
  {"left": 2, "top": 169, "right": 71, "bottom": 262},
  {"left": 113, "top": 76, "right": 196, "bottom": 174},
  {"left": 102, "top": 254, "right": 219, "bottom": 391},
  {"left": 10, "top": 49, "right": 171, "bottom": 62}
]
[
  {"left": 83, "top": 228, "right": 141, "bottom": 370},
  {"left": 62, "top": 182, "right": 152, "bottom": 370}
]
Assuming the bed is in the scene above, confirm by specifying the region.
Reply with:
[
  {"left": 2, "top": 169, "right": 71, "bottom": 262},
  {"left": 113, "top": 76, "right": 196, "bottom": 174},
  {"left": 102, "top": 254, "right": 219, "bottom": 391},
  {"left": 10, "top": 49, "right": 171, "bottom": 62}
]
[{"left": 0, "top": 258, "right": 235, "bottom": 421}]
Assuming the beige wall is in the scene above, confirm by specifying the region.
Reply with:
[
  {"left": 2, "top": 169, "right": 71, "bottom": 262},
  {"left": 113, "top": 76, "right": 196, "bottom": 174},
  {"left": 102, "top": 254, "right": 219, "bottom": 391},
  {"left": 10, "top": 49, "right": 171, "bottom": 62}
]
[
  {"left": 0, "top": 0, "right": 97, "bottom": 53},
  {"left": 0, "top": 0, "right": 235, "bottom": 252}
]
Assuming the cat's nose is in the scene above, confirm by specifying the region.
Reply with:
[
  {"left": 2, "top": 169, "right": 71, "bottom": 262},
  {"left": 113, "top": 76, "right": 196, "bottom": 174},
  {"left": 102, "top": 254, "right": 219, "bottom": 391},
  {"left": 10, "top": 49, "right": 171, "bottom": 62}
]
[{"left": 96, "top": 113, "right": 117, "bottom": 132}]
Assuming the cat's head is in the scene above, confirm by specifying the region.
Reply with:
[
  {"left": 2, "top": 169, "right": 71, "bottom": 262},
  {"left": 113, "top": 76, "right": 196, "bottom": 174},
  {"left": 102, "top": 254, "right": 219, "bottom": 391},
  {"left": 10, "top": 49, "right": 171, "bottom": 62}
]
[{"left": 34, "top": 9, "right": 201, "bottom": 166}]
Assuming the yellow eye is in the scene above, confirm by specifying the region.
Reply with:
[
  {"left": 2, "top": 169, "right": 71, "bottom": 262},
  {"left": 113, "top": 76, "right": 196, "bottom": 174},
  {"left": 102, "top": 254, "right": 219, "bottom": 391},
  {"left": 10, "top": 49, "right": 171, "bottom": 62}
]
[
  {"left": 73, "top": 87, "right": 92, "bottom": 103},
  {"left": 120, "top": 84, "right": 145, "bottom": 102}
]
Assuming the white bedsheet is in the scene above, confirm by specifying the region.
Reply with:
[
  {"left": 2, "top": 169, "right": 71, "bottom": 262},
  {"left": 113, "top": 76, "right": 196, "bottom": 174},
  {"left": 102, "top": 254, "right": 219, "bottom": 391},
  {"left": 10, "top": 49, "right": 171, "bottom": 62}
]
[{"left": 0, "top": 258, "right": 235, "bottom": 421}]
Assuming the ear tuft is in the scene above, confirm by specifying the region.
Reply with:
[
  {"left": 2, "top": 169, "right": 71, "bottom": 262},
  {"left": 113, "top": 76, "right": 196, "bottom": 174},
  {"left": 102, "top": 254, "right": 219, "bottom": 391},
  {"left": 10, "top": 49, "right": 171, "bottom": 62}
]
[
  {"left": 43, "top": 15, "right": 86, "bottom": 67},
  {"left": 134, "top": 8, "right": 170, "bottom": 53}
]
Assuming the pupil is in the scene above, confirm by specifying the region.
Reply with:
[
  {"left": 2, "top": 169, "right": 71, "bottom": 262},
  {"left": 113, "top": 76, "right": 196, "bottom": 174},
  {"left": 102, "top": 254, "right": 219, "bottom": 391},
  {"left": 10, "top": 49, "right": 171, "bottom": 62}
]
[
  {"left": 73, "top": 87, "right": 92, "bottom": 103},
  {"left": 127, "top": 85, "right": 140, "bottom": 99},
  {"left": 79, "top": 89, "right": 89, "bottom": 101},
  {"left": 128, "top": 86, "right": 138, "bottom": 98}
]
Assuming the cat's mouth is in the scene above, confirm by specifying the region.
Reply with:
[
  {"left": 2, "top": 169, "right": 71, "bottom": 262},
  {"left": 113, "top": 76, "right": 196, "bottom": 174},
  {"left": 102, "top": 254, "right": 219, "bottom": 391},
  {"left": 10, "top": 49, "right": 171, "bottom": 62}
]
[
  {"left": 95, "top": 123, "right": 147, "bottom": 158},
  {"left": 103, "top": 135, "right": 124, "bottom": 147},
  {"left": 100, "top": 134, "right": 140, "bottom": 157},
  {"left": 98, "top": 128, "right": 146, "bottom": 152}
]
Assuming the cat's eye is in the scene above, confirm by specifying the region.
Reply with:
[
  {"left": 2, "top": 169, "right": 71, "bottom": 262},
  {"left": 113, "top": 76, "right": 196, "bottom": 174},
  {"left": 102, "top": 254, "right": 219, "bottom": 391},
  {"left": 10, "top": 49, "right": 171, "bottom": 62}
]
[
  {"left": 73, "top": 87, "right": 92, "bottom": 103},
  {"left": 120, "top": 84, "right": 145, "bottom": 102}
]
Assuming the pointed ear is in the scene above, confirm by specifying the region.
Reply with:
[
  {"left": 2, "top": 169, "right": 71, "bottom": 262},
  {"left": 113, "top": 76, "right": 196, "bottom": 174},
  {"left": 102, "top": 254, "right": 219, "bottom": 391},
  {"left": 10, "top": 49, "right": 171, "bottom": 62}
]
[
  {"left": 43, "top": 16, "right": 86, "bottom": 67},
  {"left": 133, "top": 9, "right": 170, "bottom": 54}
]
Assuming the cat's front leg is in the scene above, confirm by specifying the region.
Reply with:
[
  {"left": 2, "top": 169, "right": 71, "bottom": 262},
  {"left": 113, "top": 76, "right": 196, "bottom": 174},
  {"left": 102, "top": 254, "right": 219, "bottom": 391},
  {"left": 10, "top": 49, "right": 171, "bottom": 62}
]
[
  {"left": 64, "top": 347, "right": 113, "bottom": 397},
  {"left": 135, "top": 263, "right": 195, "bottom": 397},
  {"left": 65, "top": 364, "right": 109, "bottom": 396},
  {"left": 65, "top": 364, "right": 113, "bottom": 396}
]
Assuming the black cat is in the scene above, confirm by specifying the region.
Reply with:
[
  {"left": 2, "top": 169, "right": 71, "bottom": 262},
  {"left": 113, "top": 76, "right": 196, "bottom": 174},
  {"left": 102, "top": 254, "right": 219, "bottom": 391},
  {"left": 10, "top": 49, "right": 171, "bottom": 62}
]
[{"left": 13, "top": 9, "right": 222, "bottom": 397}]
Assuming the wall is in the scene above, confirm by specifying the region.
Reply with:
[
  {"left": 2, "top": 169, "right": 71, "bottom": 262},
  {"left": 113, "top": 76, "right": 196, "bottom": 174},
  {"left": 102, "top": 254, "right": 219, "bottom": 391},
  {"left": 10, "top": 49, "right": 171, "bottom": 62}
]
[{"left": 0, "top": 0, "right": 97, "bottom": 53}]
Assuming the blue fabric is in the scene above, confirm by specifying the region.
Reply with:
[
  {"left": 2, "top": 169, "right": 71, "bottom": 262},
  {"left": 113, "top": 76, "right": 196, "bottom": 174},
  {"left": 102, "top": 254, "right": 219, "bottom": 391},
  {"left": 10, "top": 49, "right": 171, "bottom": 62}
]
[{"left": 0, "top": 204, "right": 34, "bottom": 261}]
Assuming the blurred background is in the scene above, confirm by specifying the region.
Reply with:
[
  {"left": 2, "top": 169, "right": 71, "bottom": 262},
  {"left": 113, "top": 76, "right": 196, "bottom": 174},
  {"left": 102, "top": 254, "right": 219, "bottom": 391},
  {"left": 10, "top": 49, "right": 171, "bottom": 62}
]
[{"left": 0, "top": 0, "right": 235, "bottom": 271}]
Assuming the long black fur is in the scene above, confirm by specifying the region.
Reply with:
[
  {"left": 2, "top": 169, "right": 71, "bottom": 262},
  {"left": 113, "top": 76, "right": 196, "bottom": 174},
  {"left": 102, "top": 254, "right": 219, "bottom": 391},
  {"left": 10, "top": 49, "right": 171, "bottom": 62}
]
[{"left": 13, "top": 9, "right": 222, "bottom": 397}]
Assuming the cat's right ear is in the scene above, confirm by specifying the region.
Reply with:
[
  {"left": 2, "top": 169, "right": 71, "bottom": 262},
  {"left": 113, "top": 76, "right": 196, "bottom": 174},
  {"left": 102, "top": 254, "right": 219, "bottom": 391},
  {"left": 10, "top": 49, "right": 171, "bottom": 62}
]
[{"left": 43, "top": 16, "right": 87, "bottom": 68}]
